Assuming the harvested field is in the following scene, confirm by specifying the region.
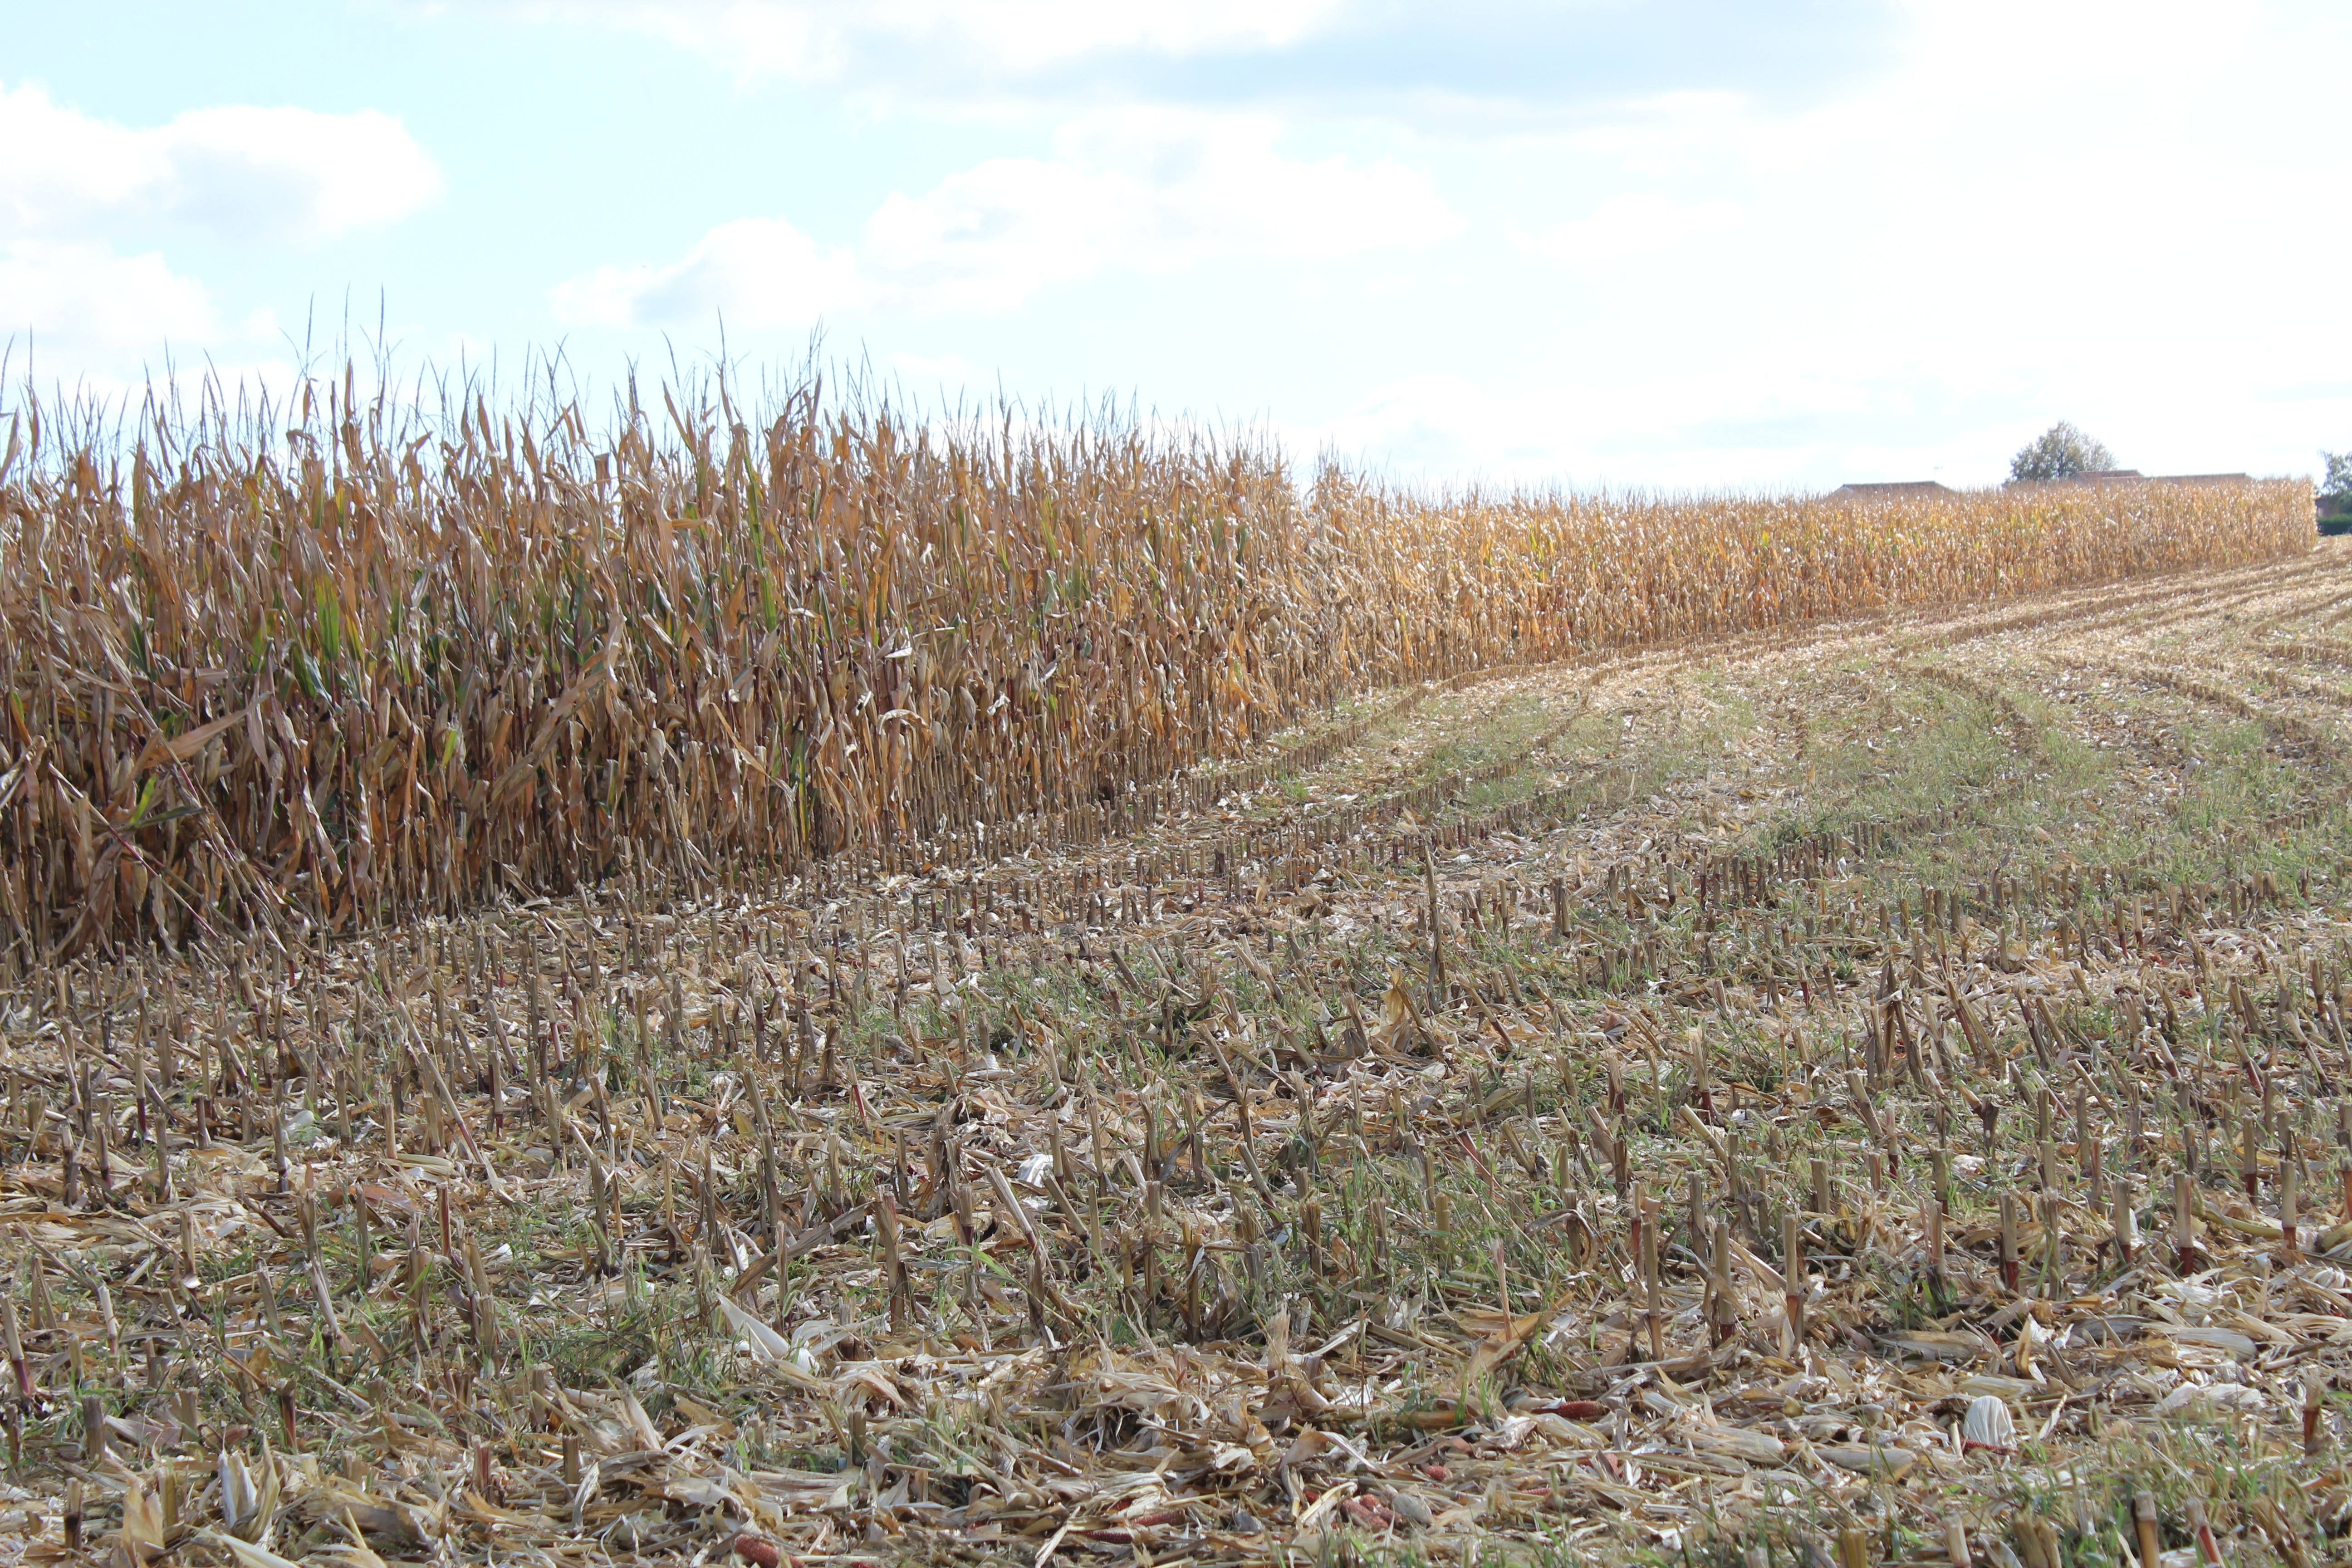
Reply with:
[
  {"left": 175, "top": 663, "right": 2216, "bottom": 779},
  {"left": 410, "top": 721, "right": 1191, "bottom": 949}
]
[{"left": 3, "top": 541, "right": 2352, "bottom": 1567}]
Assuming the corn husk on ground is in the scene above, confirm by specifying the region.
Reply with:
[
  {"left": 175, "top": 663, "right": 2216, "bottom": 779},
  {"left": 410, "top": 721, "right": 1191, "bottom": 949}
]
[
  {"left": 3, "top": 545, "right": 2352, "bottom": 1565},
  {"left": 0, "top": 372, "right": 2311, "bottom": 959}
]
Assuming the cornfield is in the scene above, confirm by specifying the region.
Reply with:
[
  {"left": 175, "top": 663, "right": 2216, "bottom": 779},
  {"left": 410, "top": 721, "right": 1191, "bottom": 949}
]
[{"left": 0, "top": 368, "right": 2312, "bottom": 958}]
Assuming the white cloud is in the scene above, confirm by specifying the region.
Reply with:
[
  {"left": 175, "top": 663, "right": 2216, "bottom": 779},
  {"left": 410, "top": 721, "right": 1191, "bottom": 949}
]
[
  {"left": 859, "top": 157, "right": 1113, "bottom": 314},
  {"left": 0, "top": 242, "right": 220, "bottom": 363},
  {"left": 1516, "top": 192, "right": 1741, "bottom": 261},
  {"left": 1896, "top": 0, "right": 2260, "bottom": 99},
  {"left": 1414, "top": 0, "right": 2352, "bottom": 486},
  {"left": 0, "top": 81, "right": 441, "bottom": 369},
  {"left": 556, "top": 109, "right": 1459, "bottom": 326},
  {"left": 517, "top": 0, "right": 1343, "bottom": 83},
  {"left": 869, "top": 113, "right": 1455, "bottom": 309},
  {"left": 0, "top": 82, "right": 441, "bottom": 245},
  {"left": 548, "top": 217, "right": 864, "bottom": 332}
]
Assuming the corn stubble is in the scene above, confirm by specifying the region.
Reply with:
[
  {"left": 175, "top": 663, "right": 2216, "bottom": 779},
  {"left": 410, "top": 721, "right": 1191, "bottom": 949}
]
[{"left": 0, "top": 369, "right": 2312, "bottom": 959}]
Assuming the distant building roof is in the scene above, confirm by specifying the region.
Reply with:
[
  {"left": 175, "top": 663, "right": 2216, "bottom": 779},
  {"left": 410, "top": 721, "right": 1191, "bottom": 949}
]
[
  {"left": 2152, "top": 472, "right": 2251, "bottom": 485},
  {"left": 1832, "top": 480, "right": 1955, "bottom": 497}
]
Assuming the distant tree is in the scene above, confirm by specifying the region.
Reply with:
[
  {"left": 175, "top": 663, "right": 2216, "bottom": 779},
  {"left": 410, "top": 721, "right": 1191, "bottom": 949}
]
[
  {"left": 2323, "top": 451, "right": 2352, "bottom": 515},
  {"left": 2009, "top": 421, "right": 2116, "bottom": 483}
]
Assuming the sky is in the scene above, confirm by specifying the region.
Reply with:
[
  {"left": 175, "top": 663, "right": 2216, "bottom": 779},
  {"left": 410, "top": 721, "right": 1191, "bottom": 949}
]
[{"left": 2, "top": 0, "right": 2348, "bottom": 491}]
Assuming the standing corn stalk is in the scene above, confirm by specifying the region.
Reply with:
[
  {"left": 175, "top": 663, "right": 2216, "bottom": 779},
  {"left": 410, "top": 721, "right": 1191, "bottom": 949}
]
[{"left": 0, "top": 366, "right": 2313, "bottom": 958}]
